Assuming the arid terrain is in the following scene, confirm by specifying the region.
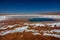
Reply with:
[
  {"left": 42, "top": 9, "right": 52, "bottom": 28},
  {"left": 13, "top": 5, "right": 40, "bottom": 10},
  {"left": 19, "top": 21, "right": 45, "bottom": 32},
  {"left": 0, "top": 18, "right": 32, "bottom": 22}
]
[{"left": 0, "top": 15, "right": 60, "bottom": 40}]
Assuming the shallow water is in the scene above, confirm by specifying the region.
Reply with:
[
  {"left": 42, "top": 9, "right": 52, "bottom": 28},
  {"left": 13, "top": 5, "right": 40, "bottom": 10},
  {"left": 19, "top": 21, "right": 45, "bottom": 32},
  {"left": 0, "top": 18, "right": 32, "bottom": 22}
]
[{"left": 29, "top": 18, "right": 55, "bottom": 22}]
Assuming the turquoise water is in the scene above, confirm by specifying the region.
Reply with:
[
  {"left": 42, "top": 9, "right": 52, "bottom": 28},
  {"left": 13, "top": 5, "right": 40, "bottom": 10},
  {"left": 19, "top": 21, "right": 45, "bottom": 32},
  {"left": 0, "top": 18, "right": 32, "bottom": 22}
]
[{"left": 29, "top": 18, "right": 55, "bottom": 22}]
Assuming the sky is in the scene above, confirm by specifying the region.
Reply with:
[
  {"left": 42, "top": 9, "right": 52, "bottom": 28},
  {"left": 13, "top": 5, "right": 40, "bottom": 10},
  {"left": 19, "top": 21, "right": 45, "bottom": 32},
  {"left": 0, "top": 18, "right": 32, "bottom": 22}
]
[{"left": 0, "top": 0, "right": 60, "bottom": 14}]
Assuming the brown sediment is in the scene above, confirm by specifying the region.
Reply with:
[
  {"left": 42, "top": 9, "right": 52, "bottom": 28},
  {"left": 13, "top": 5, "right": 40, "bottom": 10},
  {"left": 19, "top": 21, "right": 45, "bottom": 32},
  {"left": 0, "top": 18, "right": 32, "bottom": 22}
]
[{"left": 0, "top": 32, "right": 60, "bottom": 40}]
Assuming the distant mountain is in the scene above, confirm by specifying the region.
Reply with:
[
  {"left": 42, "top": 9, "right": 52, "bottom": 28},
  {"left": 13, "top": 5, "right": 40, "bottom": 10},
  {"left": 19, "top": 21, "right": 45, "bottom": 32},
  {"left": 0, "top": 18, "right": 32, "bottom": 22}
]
[
  {"left": 38, "top": 12, "right": 60, "bottom": 15},
  {"left": 0, "top": 12, "right": 60, "bottom": 15}
]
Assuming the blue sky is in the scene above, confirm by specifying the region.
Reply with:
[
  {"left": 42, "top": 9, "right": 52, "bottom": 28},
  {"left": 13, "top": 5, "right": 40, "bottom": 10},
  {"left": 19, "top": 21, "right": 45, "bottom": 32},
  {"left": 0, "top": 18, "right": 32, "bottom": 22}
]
[{"left": 0, "top": 0, "right": 60, "bottom": 14}]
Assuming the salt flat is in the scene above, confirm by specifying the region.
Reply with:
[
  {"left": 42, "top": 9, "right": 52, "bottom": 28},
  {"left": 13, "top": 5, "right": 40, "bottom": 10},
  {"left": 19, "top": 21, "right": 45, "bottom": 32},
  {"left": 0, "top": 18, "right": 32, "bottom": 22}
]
[{"left": 0, "top": 15, "right": 60, "bottom": 40}]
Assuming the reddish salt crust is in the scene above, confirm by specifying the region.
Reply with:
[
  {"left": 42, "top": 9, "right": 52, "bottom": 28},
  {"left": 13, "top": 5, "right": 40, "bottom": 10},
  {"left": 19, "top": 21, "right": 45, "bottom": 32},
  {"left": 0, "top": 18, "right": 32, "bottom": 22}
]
[{"left": 0, "top": 19, "right": 60, "bottom": 40}]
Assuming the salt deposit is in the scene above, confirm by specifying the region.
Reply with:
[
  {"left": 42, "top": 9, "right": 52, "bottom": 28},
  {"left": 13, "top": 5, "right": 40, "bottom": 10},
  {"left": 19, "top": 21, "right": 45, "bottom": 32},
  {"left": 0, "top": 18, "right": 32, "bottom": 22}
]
[
  {"left": 33, "top": 33, "right": 40, "bottom": 35},
  {"left": 46, "top": 22, "right": 60, "bottom": 27},
  {"left": 0, "top": 16, "right": 6, "bottom": 20},
  {"left": 51, "top": 29, "right": 60, "bottom": 33},
  {"left": 35, "top": 23, "right": 45, "bottom": 27},
  {"left": 43, "top": 32, "right": 60, "bottom": 38},
  {"left": 25, "top": 29, "right": 38, "bottom": 33},
  {"left": 0, "top": 26, "right": 29, "bottom": 36},
  {"left": 0, "top": 24, "right": 18, "bottom": 30},
  {"left": 24, "top": 22, "right": 60, "bottom": 27}
]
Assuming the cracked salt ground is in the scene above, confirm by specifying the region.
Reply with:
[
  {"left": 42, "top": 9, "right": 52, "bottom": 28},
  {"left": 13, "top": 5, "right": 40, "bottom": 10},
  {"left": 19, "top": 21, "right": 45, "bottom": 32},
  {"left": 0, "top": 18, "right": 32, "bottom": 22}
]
[
  {"left": 0, "top": 24, "right": 22, "bottom": 30},
  {"left": 51, "top": 29, "right": 60, "bottom": 33},
  {"left": 0, "top": 26, "right": 60, "bottom": 38},
  {"left": 0, "top": 26, "right": 29, "bottom": 36},
  {"left": 24, "top": 23, "right": 45, "bottom": 27},
  {"left": 0, "top": 24, "right": 18, "bottom": 30},
  {"left": 42, "top": 29, "right": 60, "bottom": 38},
  {"left": 0, "top": 22, "right": 60, "bottom": 30},
  {"left": 0, "top": 26, "right": 40, "bottom": 36},
  {"left": 43, "top": 32, "right": 60, "bottom": 38},
  {"left": 46, "top": 22, "right": 60, "bottom": 27},
  {"left": 24, "top": 22, "right": 60, "bottom": 27},
  {"left": 0, "top": 22, "right": 60, "bottom": 39}
]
